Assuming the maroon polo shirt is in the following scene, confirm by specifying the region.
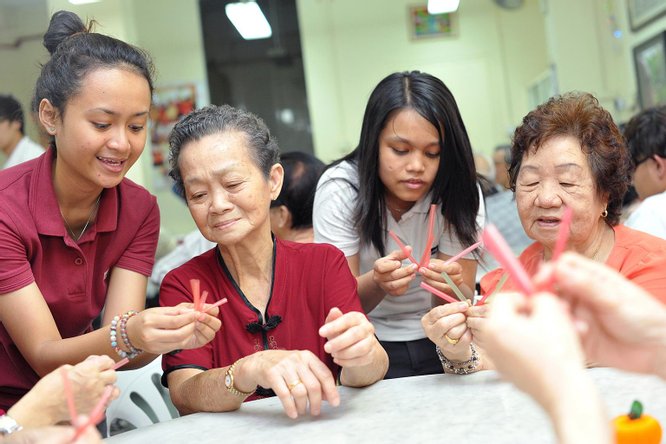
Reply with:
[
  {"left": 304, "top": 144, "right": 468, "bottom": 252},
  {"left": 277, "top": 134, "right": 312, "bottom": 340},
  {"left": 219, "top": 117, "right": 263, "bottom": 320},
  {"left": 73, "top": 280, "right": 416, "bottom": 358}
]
[
  {"left": 160, "top": 239, "right": 363, "bottom": 401},
  {"left": 0, "top": 148, "right": 160, "bottom": 410}
]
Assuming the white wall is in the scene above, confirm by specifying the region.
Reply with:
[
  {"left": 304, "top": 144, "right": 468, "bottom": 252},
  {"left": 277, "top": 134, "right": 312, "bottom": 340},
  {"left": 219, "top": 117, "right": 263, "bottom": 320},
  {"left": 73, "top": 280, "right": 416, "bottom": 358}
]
[
  {"left": 543, "top": 0, "right": 666, "bottom": 123},
  {"left": 297, "top": 0, "right": 549, "bottom": 162},
  {"left": 130, "top": 0, "right": 209, "bottom": 237}
]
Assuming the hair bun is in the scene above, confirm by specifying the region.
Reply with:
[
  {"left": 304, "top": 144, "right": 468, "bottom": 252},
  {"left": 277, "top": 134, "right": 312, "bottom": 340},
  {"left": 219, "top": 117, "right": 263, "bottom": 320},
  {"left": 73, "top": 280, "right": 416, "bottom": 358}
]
[{"left": 43, "top": 10, "right": 88, "bottom": 55}]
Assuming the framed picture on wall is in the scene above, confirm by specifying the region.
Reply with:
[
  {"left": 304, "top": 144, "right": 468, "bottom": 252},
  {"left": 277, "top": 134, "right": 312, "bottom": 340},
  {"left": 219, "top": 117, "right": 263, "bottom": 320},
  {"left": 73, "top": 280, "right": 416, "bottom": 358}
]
[
  {"left": 408, "top": 5, "right": 457, "bottom": 39},
  {"left": 627, "top": 0, "right": 666, "bottom": 31},
  {"left": 633, "top": 31, "right": 666, "bottom": 109}
]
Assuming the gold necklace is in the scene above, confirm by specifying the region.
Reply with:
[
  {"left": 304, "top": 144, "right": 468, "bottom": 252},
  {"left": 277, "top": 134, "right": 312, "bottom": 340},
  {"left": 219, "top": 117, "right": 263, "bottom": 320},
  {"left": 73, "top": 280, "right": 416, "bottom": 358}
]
[{"left": 61, "top": 194, "right": 101, "bottom": 242}]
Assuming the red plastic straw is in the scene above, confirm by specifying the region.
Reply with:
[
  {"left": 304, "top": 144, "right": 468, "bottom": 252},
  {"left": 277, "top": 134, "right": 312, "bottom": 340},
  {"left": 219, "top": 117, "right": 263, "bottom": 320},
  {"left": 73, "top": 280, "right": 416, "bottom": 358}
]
[
  {"left": 60, "top": 367, "right": 78, "bottom": 425},
  {"left": 481, "top": 224, "right": 535, "bottom": 296},
  {"left": 420, "top": 204, "right": 437, "bottom": 267},
  {"left": 442, "top": 241, "right": 482, "bottom": 267},
  {"left": 552, "top": 206, "right": 573, "bottom": 262},
  {"left": 388, "top": 230, "right": 419, "bottom": 265},
  {"left": 190, "top": 279, "right": 201, "bottom": 311},
  {"left": 420, "top": 282, "right": 458, "bottom": 304},
  {"left": 200, "top": 290, "right": 209, "bottom": 309},
  {"left": 112, "top": 357, "right": 129, "bottom": 370},
  {"left": 204, "top": 298, "right": 228, "bottom": 313}
]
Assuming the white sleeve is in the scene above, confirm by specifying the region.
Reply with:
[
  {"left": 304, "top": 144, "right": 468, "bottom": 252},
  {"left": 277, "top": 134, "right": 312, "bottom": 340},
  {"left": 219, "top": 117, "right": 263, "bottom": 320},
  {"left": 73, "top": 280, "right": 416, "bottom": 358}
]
[
  {"left": 625, "top": 198, "right": 666, "bottom": 240},
  {"left": 313, "top": 172, "right": 360, "bottom": 257}
]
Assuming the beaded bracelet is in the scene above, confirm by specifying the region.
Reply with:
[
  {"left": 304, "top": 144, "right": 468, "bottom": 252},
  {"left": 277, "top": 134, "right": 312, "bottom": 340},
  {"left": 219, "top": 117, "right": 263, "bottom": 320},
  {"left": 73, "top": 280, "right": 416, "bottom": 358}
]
[
  {"left": 109, "top": 311, "right": 142, "bottom": 360},
  {"left": 120, "top": 310, "right": 142, "bottom": 357},
  {"left": 436, "top": 343, "right": 480, "bottom": 375}
]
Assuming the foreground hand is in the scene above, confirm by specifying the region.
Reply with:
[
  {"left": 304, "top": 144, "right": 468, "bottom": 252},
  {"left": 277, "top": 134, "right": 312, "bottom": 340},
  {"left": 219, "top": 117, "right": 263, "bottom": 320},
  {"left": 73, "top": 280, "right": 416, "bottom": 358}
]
[
  {"left": 9, "top": 355, "right": 117, "bottom": 427},
  {"left": 240, "top": 350, "right": 340, "bottom": 419},
  {"left": 419, "top": 259, "right": 464, "bottom": 296},
  {"left": 126, "top": 305, "right": 222, "bottom": 354},
  {"left": 536, "top": 252, "right": 666, "bottom": 376},
  {"left": 482, "top": 291, "right": 585, "bottom": 409},
  {"left": 421, "top": 301, "right": 472, "bottom": 360},
  {"left": 373, "top": 248, "right": 418, "bottom": 296},
  {"left": 3, "top": 417, "right": 102, "bottom": 444},
  {"left": 319, "top": 308, "right": 377, "bottom": 367}
]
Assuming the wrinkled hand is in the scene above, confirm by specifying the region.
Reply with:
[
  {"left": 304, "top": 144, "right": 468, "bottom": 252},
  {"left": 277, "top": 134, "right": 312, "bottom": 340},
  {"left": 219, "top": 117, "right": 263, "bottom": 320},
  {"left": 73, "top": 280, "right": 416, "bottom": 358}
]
[
  {"left": 463, "top": 305, "right": 491, "bottom": 349},
  {"left": 373, "top": 247, "right": 418, "bottom": 296},
  {"left": 419, "top": 259, "right": 464, "bottom": 297},
  {"left": 319, "top": 308, "right": 377, "bottom": 367},
  {"left": 535, "top": 252, "right": 666, "bottom": 376},
  {"left": 12, "top": 355, "right": 117, "bottom": 426},
  {"left": 240, "top": 349, "right": 340, "bottom": 419},
  {"left": 421, "top": 301, "right": 472, "bottom": 361},
  {"left": 126, "top": 304, "right": 222, "bottom": 354}
]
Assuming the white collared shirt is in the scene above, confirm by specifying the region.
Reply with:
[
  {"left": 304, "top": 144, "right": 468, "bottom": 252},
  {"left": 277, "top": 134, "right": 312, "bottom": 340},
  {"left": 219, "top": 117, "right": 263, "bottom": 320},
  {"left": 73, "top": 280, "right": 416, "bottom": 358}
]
[
  {"left": 3, "top": 136, "right": 45, "bottom": 170},
  {"left": 625, "top": 191, "right": 666, "bottom": 240}
]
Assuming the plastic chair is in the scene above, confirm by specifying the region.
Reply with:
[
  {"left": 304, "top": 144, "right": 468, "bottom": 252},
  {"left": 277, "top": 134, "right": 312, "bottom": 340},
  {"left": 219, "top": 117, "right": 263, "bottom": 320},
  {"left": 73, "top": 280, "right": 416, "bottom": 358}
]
[{"left": 106, "top": 357, "right": 179, "bottom": 436}]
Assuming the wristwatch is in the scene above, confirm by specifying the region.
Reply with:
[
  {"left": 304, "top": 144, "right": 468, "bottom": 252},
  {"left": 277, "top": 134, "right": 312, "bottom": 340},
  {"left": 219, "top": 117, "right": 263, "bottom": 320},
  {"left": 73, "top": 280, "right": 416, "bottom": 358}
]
[
  {"left": 0, "top": 415, "right": 23, "bottom": 435},
  {"left": 224, "top": 361, "right": 255, "bottom": 397}
]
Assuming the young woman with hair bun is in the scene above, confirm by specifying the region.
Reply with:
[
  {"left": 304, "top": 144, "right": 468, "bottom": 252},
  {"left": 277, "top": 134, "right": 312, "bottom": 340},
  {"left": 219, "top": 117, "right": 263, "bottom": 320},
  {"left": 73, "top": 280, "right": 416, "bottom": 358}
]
[{"left": 0, "top": 10, "right": 221, "bottom": 414}]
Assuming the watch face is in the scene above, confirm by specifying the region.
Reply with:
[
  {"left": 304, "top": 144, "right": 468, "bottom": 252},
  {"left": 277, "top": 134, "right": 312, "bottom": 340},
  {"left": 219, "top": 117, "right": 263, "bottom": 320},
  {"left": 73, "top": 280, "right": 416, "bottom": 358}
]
[{"left": 225, "top": 373, "right": 232, "bottom": 388}]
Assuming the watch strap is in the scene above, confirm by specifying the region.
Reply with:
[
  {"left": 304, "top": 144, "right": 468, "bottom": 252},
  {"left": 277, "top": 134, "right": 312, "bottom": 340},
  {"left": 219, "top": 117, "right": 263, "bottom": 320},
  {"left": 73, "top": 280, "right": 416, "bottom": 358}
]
[{"left": 225, "top": 361, "right": 255, "bottom": 397}]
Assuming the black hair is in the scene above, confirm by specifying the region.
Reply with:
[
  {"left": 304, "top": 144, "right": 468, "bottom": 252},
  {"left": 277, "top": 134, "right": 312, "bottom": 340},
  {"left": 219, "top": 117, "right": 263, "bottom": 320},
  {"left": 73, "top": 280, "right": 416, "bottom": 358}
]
[
  {"left": 32, "top": 10, "right": 154, "bottom": 144},
  {"left": 271, "top": 151, "right": 325, "bottom": 229},
  {"left": 624, "top": 106, "right": 666, "bottom": 166},
  {"left": 0, "top": 95, "right": 25, "bottom": 134},
  {"left": 328, "top": 71, "right": 479, "bottom": 256},
  {"left": 168, "top": 104, "right": 279, "bottom": 197}
]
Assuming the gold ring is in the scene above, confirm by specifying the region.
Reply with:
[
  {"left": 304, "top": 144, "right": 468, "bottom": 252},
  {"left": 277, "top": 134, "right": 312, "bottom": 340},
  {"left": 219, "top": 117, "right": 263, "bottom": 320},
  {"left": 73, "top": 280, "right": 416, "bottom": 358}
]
[
  {"left": 287, "top": 379, "right": 302, "bottom": 391},
  {"left": 444, "top": 334, "right": 459, "bottom": 345}
]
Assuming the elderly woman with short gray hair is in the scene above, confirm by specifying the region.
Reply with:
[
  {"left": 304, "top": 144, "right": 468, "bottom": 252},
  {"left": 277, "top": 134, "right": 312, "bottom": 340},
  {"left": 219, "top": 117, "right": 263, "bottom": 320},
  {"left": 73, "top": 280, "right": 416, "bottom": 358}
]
[{"left": 160, "top": 105, "right": 388, "bottom": 419}]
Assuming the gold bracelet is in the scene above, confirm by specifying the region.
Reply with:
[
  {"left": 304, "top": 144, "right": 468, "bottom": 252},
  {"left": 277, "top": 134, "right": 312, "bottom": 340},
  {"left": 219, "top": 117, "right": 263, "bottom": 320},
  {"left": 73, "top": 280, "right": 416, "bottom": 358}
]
[{"left": 224, "top": 361, "right": 255, "bottom": 397}]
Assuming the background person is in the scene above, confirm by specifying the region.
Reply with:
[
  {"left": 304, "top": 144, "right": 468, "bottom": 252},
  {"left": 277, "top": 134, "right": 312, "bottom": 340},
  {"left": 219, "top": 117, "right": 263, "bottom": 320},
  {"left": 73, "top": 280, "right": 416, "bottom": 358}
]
[
  {"left": 0, "top": 94, "right": 44, "bottom": 170},
  {"left": 269, "top": 150, "right": 325, "bottom": 243},
  {"left": 313, "top": 71, "right": 485, "bottom": 378},
  {"left": 624, "top": 106, "right": 666, "bottom": 239},
  {"left": 161, "top": 105, "right": 388, "bottom": 419}
]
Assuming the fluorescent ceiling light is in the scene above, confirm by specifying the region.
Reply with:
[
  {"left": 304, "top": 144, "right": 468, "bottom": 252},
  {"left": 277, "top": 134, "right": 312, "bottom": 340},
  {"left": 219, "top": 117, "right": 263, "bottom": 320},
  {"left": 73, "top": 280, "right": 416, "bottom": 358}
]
[
  {"left": 427, "top": 0, "right": 460, "bottom": 14},
  {"left": 68, "top": 0, "right": 102, "bottom": 4},
  {"left": 225, "top": 1, "right": 272, "bottom": 40}
]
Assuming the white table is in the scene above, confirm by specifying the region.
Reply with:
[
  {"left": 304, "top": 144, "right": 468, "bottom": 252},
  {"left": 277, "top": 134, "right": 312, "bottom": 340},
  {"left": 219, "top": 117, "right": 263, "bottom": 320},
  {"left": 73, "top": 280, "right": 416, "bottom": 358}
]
[{"left": 105, "top": 368, "right": 666, "bottom": 443}]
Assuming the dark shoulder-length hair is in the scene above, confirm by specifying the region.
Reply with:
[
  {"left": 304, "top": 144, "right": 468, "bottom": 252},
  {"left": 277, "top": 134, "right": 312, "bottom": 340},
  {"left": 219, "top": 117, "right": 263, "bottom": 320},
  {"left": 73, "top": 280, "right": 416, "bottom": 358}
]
[
  {"left": 510, "top": 92, "right": 629, "bottom": 226},
  {"left": 333, "top": 70, "right": 479, "bottom": 256}
]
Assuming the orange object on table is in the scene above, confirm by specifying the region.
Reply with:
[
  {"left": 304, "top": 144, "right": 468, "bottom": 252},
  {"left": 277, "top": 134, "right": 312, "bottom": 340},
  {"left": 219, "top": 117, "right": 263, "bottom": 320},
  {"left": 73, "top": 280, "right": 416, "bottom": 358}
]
[{"left": 613, "top": 400, "right": 662, "bottom": 444}]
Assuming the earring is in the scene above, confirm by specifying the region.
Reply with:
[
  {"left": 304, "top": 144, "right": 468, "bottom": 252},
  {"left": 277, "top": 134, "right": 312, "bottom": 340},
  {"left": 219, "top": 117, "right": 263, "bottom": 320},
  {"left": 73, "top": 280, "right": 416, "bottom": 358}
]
[{"left": 601, "top": 209, "right": 608, "bottom": 218}]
